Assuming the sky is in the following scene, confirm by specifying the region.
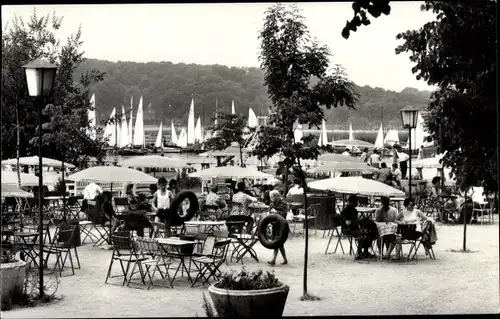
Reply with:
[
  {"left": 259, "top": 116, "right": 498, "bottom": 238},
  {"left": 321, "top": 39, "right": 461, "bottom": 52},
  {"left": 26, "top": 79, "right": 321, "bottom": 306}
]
[{"left": 2, "top": 2, "right": 437, "bottom": 92}]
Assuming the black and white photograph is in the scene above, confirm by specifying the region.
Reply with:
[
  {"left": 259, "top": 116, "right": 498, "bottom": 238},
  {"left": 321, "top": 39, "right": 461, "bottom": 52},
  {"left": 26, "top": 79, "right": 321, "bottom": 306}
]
[{"left": 1, "top": 1, "right": 498, "bottom": 317}]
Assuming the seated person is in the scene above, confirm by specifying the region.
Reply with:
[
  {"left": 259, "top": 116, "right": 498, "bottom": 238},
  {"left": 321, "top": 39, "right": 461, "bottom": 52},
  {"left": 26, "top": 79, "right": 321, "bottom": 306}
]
[
  {"left": 121, "top": 183, "right": 138, "bottom": 209},
  {"left": 341, "top": 194, "right": 378, "bottom": 260},
  {"left": 205, "top": 185, "right": 228, "bottom": 219},
  {"left": 374, "top": 196, "right": 400, "bottom": 259},
  {"left": 168, "top": 179, "right": 179, "bottom": 196},
  {"left": 231, "top": 181, "right": 258, "bottom": 216},
  {"left": 101, "top": 191, "right": 122, "bottom": 235},
  {"left": 396, "top": 197, "right": 429, "bottom": 231}
]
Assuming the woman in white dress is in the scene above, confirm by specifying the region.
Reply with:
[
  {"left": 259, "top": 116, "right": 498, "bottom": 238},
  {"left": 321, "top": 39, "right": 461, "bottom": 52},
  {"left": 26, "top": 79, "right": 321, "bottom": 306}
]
[{"left": 396, "top": 197, "right": 430, "bottom": 233}]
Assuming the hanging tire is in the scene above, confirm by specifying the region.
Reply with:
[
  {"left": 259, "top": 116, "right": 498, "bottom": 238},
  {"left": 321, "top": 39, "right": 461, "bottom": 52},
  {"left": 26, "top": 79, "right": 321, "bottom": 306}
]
[
  {"left": 257, "top": 214, "right": 289, "bottom": 250},
  {"left": 170, "top": 190, "right": 199, "bottom": 222}
]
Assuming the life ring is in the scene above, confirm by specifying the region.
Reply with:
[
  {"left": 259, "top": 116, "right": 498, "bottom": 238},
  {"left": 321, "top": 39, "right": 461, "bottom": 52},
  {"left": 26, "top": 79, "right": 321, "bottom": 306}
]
[
  {"left": 170, "top": 190, "right": 199, "bottom": 222},
  {"left": 257, "top": 214, "right": 289, "bottom": 249}
]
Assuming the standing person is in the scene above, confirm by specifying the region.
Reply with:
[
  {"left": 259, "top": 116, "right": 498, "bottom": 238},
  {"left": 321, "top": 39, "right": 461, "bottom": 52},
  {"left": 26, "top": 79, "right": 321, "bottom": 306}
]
[
  {"left": 369, "top": 149, "right": 381, "bottom": 168},
  {"left": 376, "top": 162, "right": 393, "bottom": 185},
  {"left": 267, "top": 190, "right": 289, "bottom": 266},
  {"left": 391, "top": 163, "right": 402, "bottom": 187},
  {"left": 82, "top": 182, "right": 103, "bottom": 200},
  {"left": 152, "top": 177, "right": 175, "bottom": 236},
  {"left": 396, "top": 146, "right": 410, "bottom": 179},
  {"left": 417, "top": 146, "right": 425, "bottom": 160},
  {"left": 360, "top": 148, "right": 369, "bottom": 163}
]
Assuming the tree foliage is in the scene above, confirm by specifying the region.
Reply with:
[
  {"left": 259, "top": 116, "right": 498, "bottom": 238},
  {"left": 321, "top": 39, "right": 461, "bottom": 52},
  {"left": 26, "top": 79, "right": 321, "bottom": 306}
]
[
  {"left": 204, "top": 111, "right": 255, "bottom": 166},
  {"left": 1, "top": 9, "right": 108, "bottom": 168},
  {"left": 342, "top": 0, "right": 392, "bottom": 39},
  {"left": 395, "top": 1, "right": 497, "bottom": 193},
  {"left": 74, "top": 58, "right": 431, "bottom": 132},
  {"left": 255, "top": 3, "right": 358, "bottom": 300}
]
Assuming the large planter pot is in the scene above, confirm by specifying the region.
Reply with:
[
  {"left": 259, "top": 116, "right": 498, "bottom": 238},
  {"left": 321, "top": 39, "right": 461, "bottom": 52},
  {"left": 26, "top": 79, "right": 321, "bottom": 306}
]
[
  {"left": 208, "top": 282, "right": 289, "bottom": 317},
  {"left": 0, "top": 260, "right": 27, "bottom": 301}
]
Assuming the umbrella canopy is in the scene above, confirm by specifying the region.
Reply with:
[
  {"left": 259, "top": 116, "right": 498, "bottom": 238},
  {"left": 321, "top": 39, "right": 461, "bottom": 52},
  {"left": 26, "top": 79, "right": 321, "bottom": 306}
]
[
  {"left": 1, "top": 156, "right": 75, "bottom": 168},
  {"left": 189, "top": 166, "right": 272, "bottom": 180},
  {"left": 199, "top": 146, "right": 252, "bottom": 157},
  {"left": 66, "top": 166, "right": 157, "bottom": 184},
  {"left": 119, "top": 155, "right": 189, "bottom": 169},
  {"left": 308, "top": 176, "right": 405, "bottom": 197},
  {"left": 312, "top": 162, "right": 378, "bottom": 174},
  {"left": 332, "top": 139, "right": 375, "bottom": 148},
  {"left": 1, "top": 171, "right": 40, "bottom": 186},
  {"left": 413, "top": 152, "right": 447, "bottom": 169},
  {"left": 317, "top": 153, "right": 362, "bottom": 163},
  {"left": 1, "top": 184, "right": 34, "bottom": 198}
]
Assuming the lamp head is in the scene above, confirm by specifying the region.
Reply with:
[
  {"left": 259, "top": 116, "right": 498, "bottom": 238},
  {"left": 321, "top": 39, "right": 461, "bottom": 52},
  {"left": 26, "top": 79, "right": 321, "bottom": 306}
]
[{"left": 22, "top": 59, "right": 58, "bottom": 97}]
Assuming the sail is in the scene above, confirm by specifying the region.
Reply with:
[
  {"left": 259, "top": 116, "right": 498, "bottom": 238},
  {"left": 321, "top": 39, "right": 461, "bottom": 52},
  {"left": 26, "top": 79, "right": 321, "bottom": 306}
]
[
  {"left": 103, "top": 107, "right": 116, "bottom": 146},
  {"left": 414, "top": 112, "right": 433, "bottom": 149},
  {"left": 231, "top": 100, "right": 235, "bottom": 114},
  {"left": 248, "top": 108, "right": 258, "bottom": 128},
  {"left": 128, "top": 96, "right": 133, "bottom": 141},
  {"left": 86, "top": 94, "right": 97, "bottom": 140},
  {"left": 171, "top": 121, "right": 178, "bottom": 144},
  {"left": 318, "top": 132, "right": 323, "bottom": 147},
  {"left": 294, "top": 124, "right": 303, "bottom": 143},
  {"left": 375, "top": 124, "right": 384, "bottom": 148},
  {"left": 321, "top": 119, "right": 328, "bottom": 145},
  {"left": 155, "top": 121, "right": 163, "bottom": 148},
  {"left": 119, "top": 106, "right": 129, "bottom": 147},
  {"left": 194, "top": 117, "right": 202, "bottom": 142},
  {"left": 392, "top": 130, "right": 400, "bottom": 145},
  {"left": 133, "top": 96, "right": 145, "bottom": 146},
  {"left": 187, "top": 99, "right": 195, "bottom": 145},
  {"left": 349, "top": 123, "right": 355, "bottom": 141},
  {"left": 177, "top": 128, "right": 188, "bottom": 148}
]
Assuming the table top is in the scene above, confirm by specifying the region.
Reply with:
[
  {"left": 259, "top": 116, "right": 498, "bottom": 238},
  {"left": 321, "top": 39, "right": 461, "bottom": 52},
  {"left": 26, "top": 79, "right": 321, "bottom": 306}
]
[
  {"left": 357, "top": 207, "right": 377, "bottom": 212},
  {"left": 157, "top": 238, "right": 196, "bottom": 246},
  {"left": 295, "top": 214, "right": 316, "bottom": 220},
  {"left": 14, "top": 232, "right": 39, "bottom": 237},
  {"left": 184, "top": 221, "right": 226, "bottom": 226},
  {"left": 248, "top": 202, "right": 269, "bottom": 209},
  {"left": 45, "top": 196, "right": 63, "bottom": 200}
]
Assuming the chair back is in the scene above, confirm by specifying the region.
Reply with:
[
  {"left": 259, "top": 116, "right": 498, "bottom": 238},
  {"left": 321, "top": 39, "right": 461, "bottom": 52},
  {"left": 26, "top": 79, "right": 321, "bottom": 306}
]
[
  {"left": 212, "top": 239, "right": 231, "bottom": 260},
  {"left": 307, "top": 204, "right": 320, "bottom": 217},
  {"left": 358, "top": 197, "right": 370, "bottom": 207},
  {"left": 134, "top": 236, "right": 161, "bottom": 255},
  {"left": 203, "top": 204, "right": 219, "bottom": 212},
  {"left": 111, "top": 231, "right": 133, "bottom": 253},
  {"left": 66, "top": 196, "right": 79, "bottom": 207},
  {"left": 397, "top": 224, "right": 419, "bottom": 241},
  {"left": 225, "top": 215, "right": 254, "bottom": 234},
  {"left": 3, "top": 197, "right": 18, "bottom": 212},
  {"left": 226, "top": 221, "right": 246, "bottom": 236},
  {"left": 114, "top": 197, "right": 130, "bottom": 212},
  {"left": 56, "top": 223, "right": 78, "bottom": 247}
]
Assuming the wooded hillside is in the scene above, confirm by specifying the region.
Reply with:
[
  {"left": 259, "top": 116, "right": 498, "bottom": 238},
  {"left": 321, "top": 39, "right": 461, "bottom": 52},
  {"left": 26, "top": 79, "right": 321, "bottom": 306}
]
[{"left": 74, "top": 58, "right": 432, "bottom": 130}]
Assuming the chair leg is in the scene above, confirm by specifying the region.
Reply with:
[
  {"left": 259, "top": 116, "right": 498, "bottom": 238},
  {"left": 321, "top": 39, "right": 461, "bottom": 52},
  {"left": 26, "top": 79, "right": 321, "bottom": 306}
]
[
  {"left": 105, "top": 255, "right": 115, "bottom": 284},
  {"left": 73, "top": 248, "right": 80, "bottom": 269}
]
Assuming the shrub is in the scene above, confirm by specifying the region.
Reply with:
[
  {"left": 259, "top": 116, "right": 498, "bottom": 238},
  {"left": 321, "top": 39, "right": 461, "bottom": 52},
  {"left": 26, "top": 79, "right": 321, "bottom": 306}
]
[{"left": 215, "top": 268, "right": 280, "bottom": 290}]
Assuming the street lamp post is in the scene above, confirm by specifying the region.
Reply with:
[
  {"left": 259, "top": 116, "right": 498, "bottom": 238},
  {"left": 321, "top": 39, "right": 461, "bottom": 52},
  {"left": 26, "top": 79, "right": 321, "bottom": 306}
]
[
  {"left": 400, "top": 105, "right": 420, "bottom": 198},
  {"left": 22, "top": 59, "right": 58, "bottom": 298}
]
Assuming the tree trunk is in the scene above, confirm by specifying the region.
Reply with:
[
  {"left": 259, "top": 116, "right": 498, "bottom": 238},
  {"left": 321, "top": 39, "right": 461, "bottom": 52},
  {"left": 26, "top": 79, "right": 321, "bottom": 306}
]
[
  {"left": 15, "top": 96, "right": 21, "bottom": 188},
  {"left": 463, "top": 189, "right": 469, "bottom": 251},
  {"left": 62, "top": 158, "right": 67, "bottom": 221},
  {"left": 239, "top": 144, "right": 244, "bottom": 167},
  {"left": 296, "top": 158, "right": 309, "bottom": 297}
]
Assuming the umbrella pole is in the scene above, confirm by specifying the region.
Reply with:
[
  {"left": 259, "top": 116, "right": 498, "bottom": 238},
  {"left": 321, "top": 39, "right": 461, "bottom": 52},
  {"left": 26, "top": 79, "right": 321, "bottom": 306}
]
[
  {"left": 109, "top": 182, "right": 113, "bottom": 245},
  {"left": 62, "top": 161, "right": 66, "bottom": 221}
]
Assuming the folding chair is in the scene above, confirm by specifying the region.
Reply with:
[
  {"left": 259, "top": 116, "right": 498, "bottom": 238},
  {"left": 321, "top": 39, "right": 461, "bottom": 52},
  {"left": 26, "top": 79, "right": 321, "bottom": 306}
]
[
  {"left": 394, "top": 224, "right": 421, "bottom": 261},
  {"left": 409, "top": 221, "right": 436, "bottom": 260},
  {"left": 127, "top": 236, "right": 174, "bottom": 289},
  {"left": 65, "top": 196, "right": 82, "bottom": 220},
  {"left": 190, "top": 239, "right": 231, "bottom": 287},
  {"left": 325, "top": 215, "right": 357, "bottom": 255},
  {"left": 305, "top": 204, "right": 319, "bottom": 236},
  {"left": 81, "top": 200, "right": 110, "bottom": 246},
  {"left": 105, "top": 231, "right": 144, "bottom": 286},
  {"left": 151, "top": 221, "right": 168, "bottom": 238},
  {"left": 42, "top": 223, "right": 79, "bottom": 277},
  {"left": 114, "top": 197, "right": 130, "bottom": 213}
]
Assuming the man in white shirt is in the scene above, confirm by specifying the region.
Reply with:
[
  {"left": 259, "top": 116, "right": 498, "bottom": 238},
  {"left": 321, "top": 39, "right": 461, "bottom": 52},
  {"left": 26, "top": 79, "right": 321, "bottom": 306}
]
[
  {"left": 369, "top": 150, "right": 381, "bottom": 168},
  {"left": 286, "top": 178, "right": 304, "bottom": 197},
  {"left": 82, "top": 183, "right": 103, "bottom": 200}
]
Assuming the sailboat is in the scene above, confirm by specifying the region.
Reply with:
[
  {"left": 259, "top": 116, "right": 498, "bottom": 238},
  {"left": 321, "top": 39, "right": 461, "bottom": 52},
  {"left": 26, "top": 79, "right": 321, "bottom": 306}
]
[
  {"left": 294, "top": 124, "right": 303, "bottom": 143},
  {"left": 120, "top": 106, "right": 129, "bottom": 148},
  {"left": 194, "top": 117, "right": 202, "bottom": 142},
  {"left": 177, "top": 128, "right": 188, "bottom": 148},
  {"left": 187, "top": 99, "right": 195, "bottom": 145},
  {"left": 128, "top": 96, "right": 133, "bottom": 141},
  {"left": 349, "top": 123, "right": 355, "bottom": 141},
  {"left": 133, "top": 96, "right": 145, "bottom": 148},
  {"left": 155, "top": 121, "right": 163, "bottom": 148},
  {"left": 87, "top": 94, "right": 97, "bottom": 140},
  {"left": 321, "top": 119, "right": 328, "bottom": 145},
  {"left": 405, "top": 112, "right": 433, "bottom": 149},
  {"left": 103, "top": 108, "right": 116, "bottom": 147},
  {"left": 231, "top": 100, "right": 235, "bottom": 114},
  {"left": 171, "top": 121, "right": 178, "bottom": 145},
  {"left": 374, "top": 124, "right": 384, "bottom": 149}
]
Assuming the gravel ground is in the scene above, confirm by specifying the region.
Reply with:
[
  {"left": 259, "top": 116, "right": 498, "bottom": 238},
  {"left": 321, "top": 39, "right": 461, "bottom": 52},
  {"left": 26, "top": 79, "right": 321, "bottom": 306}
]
[{"left": 2, "top": 221, "right": 498, "bottom": 317}]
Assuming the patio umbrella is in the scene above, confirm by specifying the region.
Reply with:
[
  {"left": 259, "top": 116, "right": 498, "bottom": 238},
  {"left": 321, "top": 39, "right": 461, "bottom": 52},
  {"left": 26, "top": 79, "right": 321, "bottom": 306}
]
[
  {"left": 1, "top": 170, "right": 40, "bottom": 186},
  {"left": 312, "top": 162, "right": 378, "bottom": 174},
  {"left": 1, "top": 156, "right": 75, "bottom": 168},
  {"left": 413, "top": 152, "right": 447, "bottom": 169},
  {"left": 189, "top": 166, "right": 272, "bottom": 180},
  {"left": 332, "top": 139, "right": 375, "bottom": 149},
  {"left": 308, "top": 176, "right": 406, "bottom": 197},
  {"left": 199, "top": 146, "right": 252, "bottom": 157},
  {"left": 1, "top": 184, "right": 34, "bottom": 198},
  {"left": 317, "top": 153, "right": 362, "bottom": 163},
  {"left": 119, "top": 155, "right": 189, "bottom": 169},
  {"left": 66, "top": 166, "right": 157, "bottom": 184}
]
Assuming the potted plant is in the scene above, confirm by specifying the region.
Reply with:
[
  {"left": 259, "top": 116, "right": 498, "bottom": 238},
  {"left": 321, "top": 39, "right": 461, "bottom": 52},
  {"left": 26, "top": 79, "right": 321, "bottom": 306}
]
[
  {"left": 205, "top": 268, "right": 289, "bottom": 317},
  {"left": 0, "top": 241, "right": 27, "bottom": 302}
]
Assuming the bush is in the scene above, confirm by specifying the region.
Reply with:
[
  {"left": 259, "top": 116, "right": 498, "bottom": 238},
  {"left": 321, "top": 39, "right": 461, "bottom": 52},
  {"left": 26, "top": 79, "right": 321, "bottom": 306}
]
[{"left": 215, "top": 268, "right": 280, "bottom": 290}]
